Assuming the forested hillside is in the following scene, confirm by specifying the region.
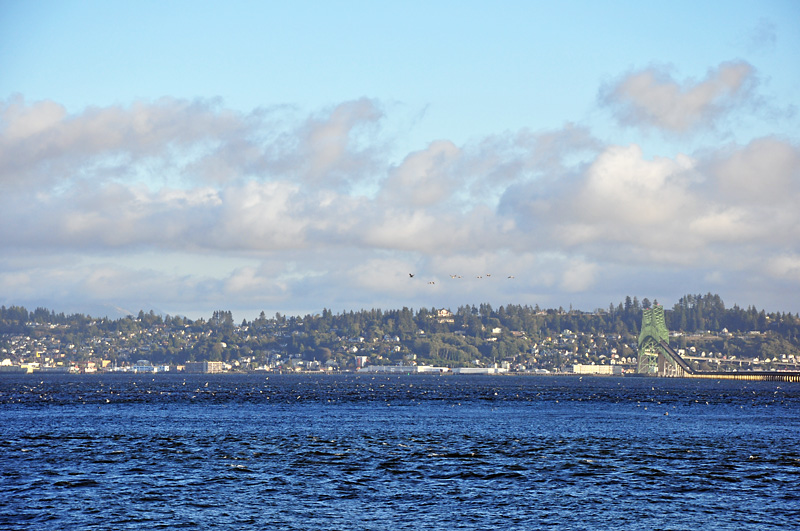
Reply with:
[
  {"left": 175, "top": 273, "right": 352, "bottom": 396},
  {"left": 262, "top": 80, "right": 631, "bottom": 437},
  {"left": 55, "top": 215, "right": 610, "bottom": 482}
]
[{"left": 2, "top": 294, "right": 799, "bottom": 370}]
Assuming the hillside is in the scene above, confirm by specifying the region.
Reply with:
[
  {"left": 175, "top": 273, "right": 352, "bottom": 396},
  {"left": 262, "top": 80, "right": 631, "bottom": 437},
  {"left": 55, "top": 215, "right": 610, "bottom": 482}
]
[{"left": 2, "top": 294, "right": 799, "bottom": 372}]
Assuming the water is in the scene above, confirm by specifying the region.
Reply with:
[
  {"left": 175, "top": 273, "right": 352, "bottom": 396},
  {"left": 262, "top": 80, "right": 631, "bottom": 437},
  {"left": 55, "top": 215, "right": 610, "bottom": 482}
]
[{"left": 1, "top": 374, "right": 799, "bottom": 530}]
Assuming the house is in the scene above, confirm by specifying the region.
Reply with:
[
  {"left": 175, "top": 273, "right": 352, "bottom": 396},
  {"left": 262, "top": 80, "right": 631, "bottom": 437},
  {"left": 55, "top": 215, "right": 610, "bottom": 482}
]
[{"left": 435, "top": 309, "right": 454, "bottom": 324}]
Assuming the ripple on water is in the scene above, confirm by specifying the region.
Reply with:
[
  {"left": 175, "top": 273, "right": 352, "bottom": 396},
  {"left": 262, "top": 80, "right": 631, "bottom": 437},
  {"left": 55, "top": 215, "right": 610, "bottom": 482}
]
[{"left": 1, "top": 374, "right": 799, "bottom": 530}]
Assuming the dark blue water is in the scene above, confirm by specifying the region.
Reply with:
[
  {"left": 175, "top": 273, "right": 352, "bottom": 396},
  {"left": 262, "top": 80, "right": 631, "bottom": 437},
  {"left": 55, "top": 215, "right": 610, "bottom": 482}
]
[{"left": 1, "top": 374, "right": 798, "bottom": 530}]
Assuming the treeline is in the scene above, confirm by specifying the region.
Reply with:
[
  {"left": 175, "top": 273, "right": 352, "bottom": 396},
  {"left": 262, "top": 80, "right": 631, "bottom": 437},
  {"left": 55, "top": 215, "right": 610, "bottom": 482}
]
[
  {"left": 2, "top": 294, "right": 799, "bottom": 367},
  {"left": 666, "top": 293, "right": 798, "bottom": 336},
  {"left": 2, "top": 294, "right": 798, "bottom": 339}
]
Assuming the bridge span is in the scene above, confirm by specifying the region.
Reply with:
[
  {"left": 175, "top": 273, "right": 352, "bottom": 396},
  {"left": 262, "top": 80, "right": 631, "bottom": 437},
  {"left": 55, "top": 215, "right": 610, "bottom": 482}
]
[
  {"left": 657, "top": 340, "right": 800, "bottom": 382},
  {"left": 638, "top": 306, "right": 800, "bottom": 382}
]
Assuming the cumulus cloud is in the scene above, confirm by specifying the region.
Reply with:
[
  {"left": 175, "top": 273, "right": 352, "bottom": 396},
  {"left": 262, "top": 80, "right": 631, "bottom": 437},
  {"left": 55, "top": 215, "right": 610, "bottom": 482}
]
[
  {"left": 502, "top": 136, "right": 800, "bottom": 270},
  {"left": 0, "top": 96, "right": 248, "bottom": 190},
  {"left": 766, "top": 254, "right": 800, "bottom": 283},
  {"left": 600, "top": 61, "right": 758, "bottom": 133},
  {"left": 381, "top": 140, "right": 461, "bottom": 207},
  {"left": 560, "top": 260, "right": 598, "bottom": 292},
  {"left": 703, "top": 136, "right": 800, "bottom": 205},
  {"left": 501, "top": 143, "right": 699, "bottom": 256},
  {"left": 1, "top": 91, "right": 799, "bottom": 316},
  {"left": 0, "top": 95, "right": 387, "bottom": 192},
  {"left": 297, "top": 98, "right": 385, "bottom": 186}
]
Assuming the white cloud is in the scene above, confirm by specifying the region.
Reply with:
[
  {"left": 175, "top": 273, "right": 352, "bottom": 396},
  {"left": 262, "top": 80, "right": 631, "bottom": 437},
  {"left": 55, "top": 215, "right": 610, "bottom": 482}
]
[
  {"left": 560, "top": 260, "right": 598, "bottom": 292},
  {"left": 0, "top": 96, "right": 389, "bottom": 193},
  {"left": 578, "top": 144, "right": 695, "bottom": 225},
  {"left": 1, "top": 90, "right": 799, "bottom": 316},
  {"left": 600, "top": 61, "right": 757, "bottom": 133},
  {"left": 0, "top": 96, "right": 249, "bottom": 190},
  {"left": 766, "top": 254, "right": 800, "bottom": 283},
  {"left": 688, "top": 208, "right": 756, "bottom": 243},
  {"left": 298, "top": 98, "right": 384, "bottom": 187},
  {"left": 209, "top": 181, "right": 307, "bottom": 251},
  {"left": 1, "top": 96, "right": 66, "bottom": 140},
  {"left": 705, "top": 136, "right": 800, "bottom": 205},
  {"left": 502, "top": 136, "right": 800, "bottom": 276},
  {"left": 381, "top": 140, "right": 461, "bottom": 207}
]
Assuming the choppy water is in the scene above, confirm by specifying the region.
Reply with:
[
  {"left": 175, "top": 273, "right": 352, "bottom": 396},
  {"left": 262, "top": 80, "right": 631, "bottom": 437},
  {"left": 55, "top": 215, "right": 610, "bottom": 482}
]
[{"left": 1, "top": 374, "right": 798, "bottom": 530}]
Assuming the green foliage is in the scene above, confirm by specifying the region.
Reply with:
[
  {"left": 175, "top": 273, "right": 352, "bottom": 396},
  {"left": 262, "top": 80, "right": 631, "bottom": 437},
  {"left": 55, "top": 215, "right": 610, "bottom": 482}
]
[{"left": 2, "top": 294, "right": 800, "bottom": 368}]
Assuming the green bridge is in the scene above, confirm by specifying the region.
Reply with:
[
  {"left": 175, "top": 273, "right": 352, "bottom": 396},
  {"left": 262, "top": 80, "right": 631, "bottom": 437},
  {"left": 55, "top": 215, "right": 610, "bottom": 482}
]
[{"left": 637, "top": 305, "right": 800, "bottom": 382}]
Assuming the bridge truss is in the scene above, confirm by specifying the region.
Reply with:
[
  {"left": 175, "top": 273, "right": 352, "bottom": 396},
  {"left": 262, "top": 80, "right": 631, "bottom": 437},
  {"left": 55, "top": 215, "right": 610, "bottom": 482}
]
[
  {"left": 637, "top": 305, "right": 679, "bottom": 376},
  {"left": 636, "top": 305, "right": 800, "bottom": 381}
]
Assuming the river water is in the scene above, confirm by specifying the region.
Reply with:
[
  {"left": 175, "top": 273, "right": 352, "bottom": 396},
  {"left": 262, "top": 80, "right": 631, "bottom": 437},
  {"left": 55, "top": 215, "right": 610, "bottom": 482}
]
[{"left": 1, "top": 374, "right": 798, "bottom": 530}]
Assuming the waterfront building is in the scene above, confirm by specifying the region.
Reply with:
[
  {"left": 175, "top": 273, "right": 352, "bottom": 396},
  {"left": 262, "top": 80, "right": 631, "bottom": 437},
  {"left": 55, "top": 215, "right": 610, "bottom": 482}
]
[
  {"left": 452, "top": 367, "right": 508, "bottom": 374},
  {"left": 133, "top": 360, "right": 156, "bottom": 373},
  {"left": 357, "top": 365, "right": 451, "bottom": 374},
  {"left": 572, "top": 364, "right": 623, "bottom": 375},
  {"left": 184, "top": 361, "right": 223, "bottom": 374}
]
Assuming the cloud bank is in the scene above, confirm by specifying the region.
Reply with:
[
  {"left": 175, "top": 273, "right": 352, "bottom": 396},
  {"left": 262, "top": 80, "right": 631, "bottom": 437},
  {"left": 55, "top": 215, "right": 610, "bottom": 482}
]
[{"left": 2, "top": 61, "right": 799, "bottom": 317}]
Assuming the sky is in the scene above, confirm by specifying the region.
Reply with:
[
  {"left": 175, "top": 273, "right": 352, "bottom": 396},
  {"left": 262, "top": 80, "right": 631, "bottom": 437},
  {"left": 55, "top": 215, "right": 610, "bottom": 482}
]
[{"left": 1, "top": 0, "right": 799, "bottom": 320}]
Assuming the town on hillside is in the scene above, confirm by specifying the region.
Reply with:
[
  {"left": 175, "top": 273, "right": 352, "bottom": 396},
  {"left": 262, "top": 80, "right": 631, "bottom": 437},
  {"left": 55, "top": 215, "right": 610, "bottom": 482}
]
[{"left": 2, "top": 294, "right": 799, "bottom": 375}]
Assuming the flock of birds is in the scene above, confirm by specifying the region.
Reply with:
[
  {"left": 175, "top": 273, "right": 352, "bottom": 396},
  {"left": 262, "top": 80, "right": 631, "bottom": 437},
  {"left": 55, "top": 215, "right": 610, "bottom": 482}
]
[{"left": 409, "top": 273, "right": 515, "bottom": 285}]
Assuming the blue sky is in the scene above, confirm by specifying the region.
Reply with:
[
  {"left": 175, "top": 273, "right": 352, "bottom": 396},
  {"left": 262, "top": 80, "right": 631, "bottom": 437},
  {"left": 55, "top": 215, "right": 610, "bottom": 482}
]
[{"left": 1, "top": 0, "right": 799, "bottom": 319}]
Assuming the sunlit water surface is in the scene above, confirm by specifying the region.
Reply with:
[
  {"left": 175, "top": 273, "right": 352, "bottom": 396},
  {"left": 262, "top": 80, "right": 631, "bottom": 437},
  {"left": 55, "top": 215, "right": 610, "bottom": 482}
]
[{"left": 1, "top": 374, "right": 798, "bottom": 530}]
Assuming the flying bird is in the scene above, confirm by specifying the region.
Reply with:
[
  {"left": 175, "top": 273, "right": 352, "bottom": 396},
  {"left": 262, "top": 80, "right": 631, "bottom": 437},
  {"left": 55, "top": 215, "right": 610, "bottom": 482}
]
[{"left": 409, "top": 273, "right": 415, "bottom": 278}]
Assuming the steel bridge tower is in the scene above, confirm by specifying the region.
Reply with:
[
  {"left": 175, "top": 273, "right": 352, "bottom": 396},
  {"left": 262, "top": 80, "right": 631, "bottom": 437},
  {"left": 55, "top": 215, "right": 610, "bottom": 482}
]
[
  {"left": 637, "top": 305, "right": 674, "bottom": 376},
  {"left": 637, "top": 304, "right": 800, "bottom": 381}
]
